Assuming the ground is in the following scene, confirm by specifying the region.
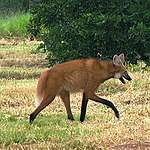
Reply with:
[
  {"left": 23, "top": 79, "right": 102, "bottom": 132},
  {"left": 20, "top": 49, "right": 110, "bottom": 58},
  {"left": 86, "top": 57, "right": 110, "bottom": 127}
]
[{"left": 0, "top": 39, "right": 150, "bottom": 149}]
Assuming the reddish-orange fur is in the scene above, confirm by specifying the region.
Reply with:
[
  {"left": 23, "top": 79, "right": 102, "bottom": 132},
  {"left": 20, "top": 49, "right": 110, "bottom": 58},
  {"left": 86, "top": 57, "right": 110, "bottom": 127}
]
[
  {"left": 30, "top": 57, "right": 129, "bottom": 124},
  {"left": 37, "top": 59, "right": 122, "bottom": 100}
]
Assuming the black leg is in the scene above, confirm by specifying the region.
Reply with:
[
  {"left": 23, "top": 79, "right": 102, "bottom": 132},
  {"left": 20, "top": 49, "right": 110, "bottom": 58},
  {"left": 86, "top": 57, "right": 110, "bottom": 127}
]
[
  {"left": 88, "top": 94, "right": 119, "bottom": 119},
  {"left": 29, "top": 95, "right": 55, "bottom": 124},
  {"left": 29, "top": 112, "right": 37, "bottom": 124},
  {"left": 80, "top": 93, "right": 88, "bottom": 122},
  {"left": 59, "top": 90, "right": 74, "bottom": 121}
]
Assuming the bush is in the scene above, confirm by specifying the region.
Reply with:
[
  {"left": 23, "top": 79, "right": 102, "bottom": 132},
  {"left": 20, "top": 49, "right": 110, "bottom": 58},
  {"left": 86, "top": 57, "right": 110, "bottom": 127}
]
[{"left": 29, "top": 0, "right": 150, "bottom": 65}]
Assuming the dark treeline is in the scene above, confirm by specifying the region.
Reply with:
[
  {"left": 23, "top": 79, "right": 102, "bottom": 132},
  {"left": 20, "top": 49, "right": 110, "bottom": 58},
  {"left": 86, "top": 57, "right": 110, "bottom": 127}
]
[{"left": 0, "top": 0, "right": 29, "bottom": 15}]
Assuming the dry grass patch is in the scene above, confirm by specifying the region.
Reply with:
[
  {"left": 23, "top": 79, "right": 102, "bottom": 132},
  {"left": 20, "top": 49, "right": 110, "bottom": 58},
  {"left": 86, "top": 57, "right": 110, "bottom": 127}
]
[
  {"left": 0, "top": 67, "right": 42, "bottom": 79},
  {"left": 0, "top": 53, "right": 47, "bottom": 67},
  {"left": 0, "top": 40, "right": 48, "bottom": 67}
]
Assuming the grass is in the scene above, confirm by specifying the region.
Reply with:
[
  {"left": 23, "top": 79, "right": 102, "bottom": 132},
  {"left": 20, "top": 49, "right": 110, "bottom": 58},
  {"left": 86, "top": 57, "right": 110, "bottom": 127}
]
[
  {"left": 0, "top": 41, "right": 47, "bottom": 68},
  {"left": 0, "top": 42, "right": 150, "bottom": 149},
  {"left": 0, "top": 13, "right": 30, "bottom": 38},
  {"left": 0, "top": 111, "right": 103, "bottom": 149}
]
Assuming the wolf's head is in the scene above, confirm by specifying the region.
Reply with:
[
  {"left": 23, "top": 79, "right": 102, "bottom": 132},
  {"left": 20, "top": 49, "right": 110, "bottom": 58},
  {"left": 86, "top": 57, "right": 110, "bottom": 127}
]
[{"left": 113, "top": 54, "right": 132, "bottom": 84}]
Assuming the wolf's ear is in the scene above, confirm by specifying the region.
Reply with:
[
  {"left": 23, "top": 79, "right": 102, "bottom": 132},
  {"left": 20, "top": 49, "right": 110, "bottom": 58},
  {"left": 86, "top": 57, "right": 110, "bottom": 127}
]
[
  {"left": 118, "top": 53, "right": 125, "bottom": 64},
  {"left": 113, "top": 55, "right": 121, "bottom": 66}
]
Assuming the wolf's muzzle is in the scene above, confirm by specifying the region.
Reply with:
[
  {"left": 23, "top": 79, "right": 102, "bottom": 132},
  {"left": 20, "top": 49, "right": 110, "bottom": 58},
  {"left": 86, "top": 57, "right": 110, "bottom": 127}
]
[{"left": 119, "top": 71, "right": 132, "bottom": 84}]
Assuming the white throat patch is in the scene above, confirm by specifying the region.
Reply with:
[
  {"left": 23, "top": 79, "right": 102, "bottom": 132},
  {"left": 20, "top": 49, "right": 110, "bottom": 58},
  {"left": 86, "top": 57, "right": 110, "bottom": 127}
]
[{"left": 114, "top": 73, "right": 122, "bottom": 79}]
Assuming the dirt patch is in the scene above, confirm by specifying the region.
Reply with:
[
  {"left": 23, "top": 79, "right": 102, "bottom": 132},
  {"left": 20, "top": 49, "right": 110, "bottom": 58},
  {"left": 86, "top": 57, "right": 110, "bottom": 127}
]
[{"left": 110, "top": 142, "right": 150, "bottom": 150}]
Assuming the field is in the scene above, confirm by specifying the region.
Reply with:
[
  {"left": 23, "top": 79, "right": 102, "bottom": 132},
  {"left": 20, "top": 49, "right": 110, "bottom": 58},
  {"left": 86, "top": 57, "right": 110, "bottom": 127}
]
[{"left": 0, "top": 40, "right": 150, "bottom": 149}]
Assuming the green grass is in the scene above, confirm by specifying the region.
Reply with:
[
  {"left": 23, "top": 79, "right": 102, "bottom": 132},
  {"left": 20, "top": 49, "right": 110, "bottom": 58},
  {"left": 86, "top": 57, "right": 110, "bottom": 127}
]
[
  {"left": 0, "top": 111, "right": 103, "bottom": 149},
  {"left": 0, "top": 42, "right": 150, "bottom": 149},
  {"left": 0, "top": 13, "right": 30, "bottom": 38}
]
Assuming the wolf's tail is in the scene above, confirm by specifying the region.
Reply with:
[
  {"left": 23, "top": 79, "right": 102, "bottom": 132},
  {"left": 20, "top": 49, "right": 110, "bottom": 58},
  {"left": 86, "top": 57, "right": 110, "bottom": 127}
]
[{"left": 35, "top": 69, "right": 49, "bottom": 107}]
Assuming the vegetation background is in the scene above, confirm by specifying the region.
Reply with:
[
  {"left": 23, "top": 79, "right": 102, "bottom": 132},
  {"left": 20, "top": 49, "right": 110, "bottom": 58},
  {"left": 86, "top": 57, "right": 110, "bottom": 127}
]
[
  {"left": 0, "top": 0, "right": 150, "bottom": 149},
  {"left": 29, "top": 0, "right": 150, "bottom": 65}
]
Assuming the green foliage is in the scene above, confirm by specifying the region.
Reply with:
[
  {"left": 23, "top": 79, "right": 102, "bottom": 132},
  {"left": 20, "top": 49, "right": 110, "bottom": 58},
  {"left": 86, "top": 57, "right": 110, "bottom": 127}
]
[{"left": 29, "top": 0, "right": 150, "bottom": 65}]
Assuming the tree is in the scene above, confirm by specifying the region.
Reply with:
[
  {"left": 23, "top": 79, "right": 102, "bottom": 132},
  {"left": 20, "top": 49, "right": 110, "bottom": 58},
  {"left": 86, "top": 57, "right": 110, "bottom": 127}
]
[
  {"left": 22, "top": 0, "right": 29, "bottom": 12},
  {"left": 28, "top": 0, "right": 150, "bottom": 65}
]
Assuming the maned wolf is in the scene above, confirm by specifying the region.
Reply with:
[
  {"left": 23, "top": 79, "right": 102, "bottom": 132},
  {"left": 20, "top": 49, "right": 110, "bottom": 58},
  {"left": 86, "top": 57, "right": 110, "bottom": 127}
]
[{"left": 29, "top": 54, "right": 132, "bottom": 124}]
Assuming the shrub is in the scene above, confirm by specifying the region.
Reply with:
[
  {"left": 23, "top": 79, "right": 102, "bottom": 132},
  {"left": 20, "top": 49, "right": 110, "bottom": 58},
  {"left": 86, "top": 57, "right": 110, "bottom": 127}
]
[{"left": 28, "top": 0, "right": 150, "bottom": 65}]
